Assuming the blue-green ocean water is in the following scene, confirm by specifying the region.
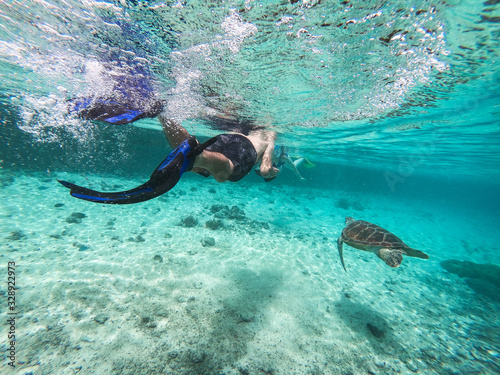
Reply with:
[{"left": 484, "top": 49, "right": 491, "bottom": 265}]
[{"left": 1, "top": 1, "right": 500, "bottom": 374}]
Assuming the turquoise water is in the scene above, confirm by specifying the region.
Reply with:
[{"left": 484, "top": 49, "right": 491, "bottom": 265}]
[{"left": 1, "top": 1, "right": 499, "bottom": 374}]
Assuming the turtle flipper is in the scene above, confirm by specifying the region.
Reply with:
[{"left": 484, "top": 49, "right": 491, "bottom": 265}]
[
  {"left": 337, "top": 237, "right": 347, "bottom": 272},
  {"left": 403, "top": 247, "right": 429, "bottom": 259},
  {"left": 378, "top": 248, "right": 403, "bottom": 268}
]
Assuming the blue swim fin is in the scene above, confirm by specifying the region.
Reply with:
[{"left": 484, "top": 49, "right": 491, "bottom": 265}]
[
  {"left": 58, "top": 136, "right": 216, "bottom": 204},
  {"left": 68, "top": 97, "right": 164, "bottom": 125}
]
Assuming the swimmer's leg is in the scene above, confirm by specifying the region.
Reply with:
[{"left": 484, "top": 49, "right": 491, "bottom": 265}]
[{"left": 58, "top": 137, "right": 215, "bottom": 204}]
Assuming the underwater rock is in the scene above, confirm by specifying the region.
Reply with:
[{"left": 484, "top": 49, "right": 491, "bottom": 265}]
[
  {"left": 191, "top": 187, "right": 197, "bottom": 192},
  {"left": 127, "top": 235, "right": 145, "bottom": 243},
  {"left": 367, "top": 323, "right": 385, "bottom": 338},
  {"left": 54, "top": 203, "right": 64, "bottom": 208},
  {"left": 179, "top": 215, "right": 198, "bottom": 228},
  {"left": 229, "top": 206, "right": 245, "bottom": 220},
  {"left": 211, "top": 204, "right": 246, "bottom": 220},
  {"left": 66, "top": 216, "right": 82, "bottom": 224},
  {"left": 187, "top": 349, "right": 206, "bottom": 363},
  {"left": 153, "top": 255, "right": 163, "bottom": 263},
  {"left": 0, "top": 174, "right": 14, "bottom": 187},
  {"left": 208, "top": 188, "right": 216, "bottom": 194},
  {"left": 336, "top": 198, "right": 350, "bottom": 210},
  {"left": 205, "top": 219, "right": 224, "bottom": 230},
  {"left": 440, "top": 260, "right": 500, "bottom": 286},
  {"left": 66, "top": 212, "right": 87, "bottom": 224},
  {"left": 78, "top": 244, "right": 90, "bottom": 251},
  {"left": 201, "top": 236, "right": 216, "bottom": 247},
  {"left": 8, "top": 230, "right": 26, "bottom": 241},
  {"left": 93, "top": 313, "right": 109, "bottom": 324},
  {"left": 176, "top": 295, "right": 188, "bottom": 303},
  {"left": 72, "top": 242, "right": 89, "bottom": 251},
  {"left": 335, "top": 198, "right": 364, "bottom": 211},
  {"left": 141, "top": 316, "right": 157, "bottom": 328},
  {"left": 240, "top": 312, "right": 255, "bottom": 323},
  {"left": 227, "top": 205, "right": 245, "bottom": 220}
]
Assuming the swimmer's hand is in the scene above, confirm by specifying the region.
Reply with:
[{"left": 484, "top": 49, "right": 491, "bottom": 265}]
[{"left": 260, "top": 165, "right": 280, "bottom": 179}]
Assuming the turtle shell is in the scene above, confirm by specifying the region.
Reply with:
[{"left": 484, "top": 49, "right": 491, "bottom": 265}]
[{"left": 342, "top": 220, "right": 407, "bottom": 249}]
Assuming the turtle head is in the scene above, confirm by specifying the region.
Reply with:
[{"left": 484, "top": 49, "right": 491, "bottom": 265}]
[
  {"left": 377, "top": 248, "right": 403, "bottom": 268},
  {"left": 345, "top": 217, "right": 355, "bottom": 225}
]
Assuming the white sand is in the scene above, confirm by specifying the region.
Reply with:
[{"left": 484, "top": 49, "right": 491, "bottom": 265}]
[{"left": 1, "top": 170, "right": 499, "bottom": 375}]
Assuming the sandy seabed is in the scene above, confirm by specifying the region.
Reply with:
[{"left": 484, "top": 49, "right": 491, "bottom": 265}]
[{"left": 1, "top": 170, "right": 499, "bottom": 375}]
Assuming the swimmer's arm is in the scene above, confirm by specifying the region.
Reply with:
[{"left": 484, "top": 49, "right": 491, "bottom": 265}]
[
  {"left": 193, "top": 150, "right": 234, "bottom": 182},
  {"left": 158, "top": 112, "right": 191, "bottom": 148},
  {"left": 259, "top": 132, "right": 279, "bottom": 178}
]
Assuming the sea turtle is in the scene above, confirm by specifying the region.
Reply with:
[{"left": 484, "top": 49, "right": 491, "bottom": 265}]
[{"left": 337, "top": 217, "right": 429, "bottom": 272}]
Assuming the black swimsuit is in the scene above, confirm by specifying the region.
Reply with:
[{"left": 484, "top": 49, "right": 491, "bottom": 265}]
[{"left": 204, "top": 134, "right": 257, "bottom": 182}]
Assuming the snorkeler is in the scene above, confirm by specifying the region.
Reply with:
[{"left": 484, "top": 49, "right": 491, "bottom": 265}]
[
  {"left": 255, "top": 145, "right": 313, "bottom": 181},
  {"left": 159, "top": 114, "right": 279, "bottom": 182},
  {"left": 58, "top": 111, "right": 279, "bottom": 204}
]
